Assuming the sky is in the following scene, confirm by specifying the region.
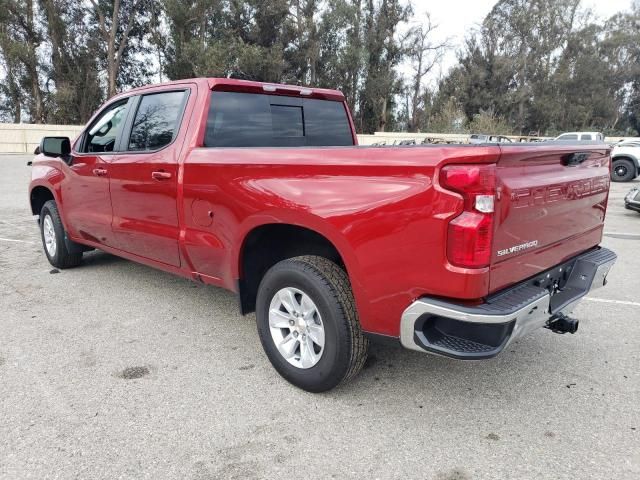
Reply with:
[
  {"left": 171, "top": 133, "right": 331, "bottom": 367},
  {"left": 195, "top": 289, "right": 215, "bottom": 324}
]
[{"left": 408, "top": 0, "right": 635, "bottom": 82}]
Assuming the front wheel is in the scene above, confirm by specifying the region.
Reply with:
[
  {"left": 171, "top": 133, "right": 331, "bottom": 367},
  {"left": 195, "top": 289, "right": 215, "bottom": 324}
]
[
  {"left": 612, "top": 158, "right": 636, "bottom": 182},
  {"left": 39, "top": 200, "right": 83, "bottom": 268},
  {"left": 256, "top": 256, "right": 368, "bottom": 392}
]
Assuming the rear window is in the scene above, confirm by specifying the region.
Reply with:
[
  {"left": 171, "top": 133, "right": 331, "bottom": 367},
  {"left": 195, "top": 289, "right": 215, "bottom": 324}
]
[
  {"left": 128, "top": 91, "right": 187, "bottom": 151},
  {"left": 204, "top": 91, "right": 354, "bottom": 147}
]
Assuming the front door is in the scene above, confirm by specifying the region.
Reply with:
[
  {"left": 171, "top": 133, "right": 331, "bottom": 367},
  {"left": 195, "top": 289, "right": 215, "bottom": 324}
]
[
  {"left": 64, "top": 99, "right": 130, "bottom": 246},
  {"left": 108, "top": 89, "right": 190, "bottom": 267}
]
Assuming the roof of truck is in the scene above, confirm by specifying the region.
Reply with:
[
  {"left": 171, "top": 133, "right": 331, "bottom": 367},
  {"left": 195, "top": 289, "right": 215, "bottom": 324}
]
[{"left": 115, "top": 77, "right": 346, "bottom": 102}]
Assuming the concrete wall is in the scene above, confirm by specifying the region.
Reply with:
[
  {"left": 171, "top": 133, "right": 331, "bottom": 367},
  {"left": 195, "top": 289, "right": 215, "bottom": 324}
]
[
  {"left": 1, "top": 123, "right": 638, "bottom": 153},
  {"left": 0, "top": 124, "right": 84, "bottom": 154},
  {"left": 357, "top": 131, "right": 639, "bottom": 145},
  {"left": 358, "top": 132, "right": 475, "bottom": 145}
]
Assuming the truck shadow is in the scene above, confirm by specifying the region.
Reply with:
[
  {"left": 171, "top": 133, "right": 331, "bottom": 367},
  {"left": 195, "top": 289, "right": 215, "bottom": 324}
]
[
  {"left": 71, "top": 249, "right": 607, "bottom": 405},
  {"left": 79, "top": 250, "right": 128, "bottom": 267}
]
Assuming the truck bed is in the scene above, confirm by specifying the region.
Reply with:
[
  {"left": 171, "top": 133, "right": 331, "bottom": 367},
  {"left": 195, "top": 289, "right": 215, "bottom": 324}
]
[{"left": 182, "top": 141, "right": 611, "bottom": 336}]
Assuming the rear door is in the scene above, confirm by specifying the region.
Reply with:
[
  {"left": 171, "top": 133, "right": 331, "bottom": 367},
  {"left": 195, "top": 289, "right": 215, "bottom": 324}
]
[
  {"left": 108, "top": 87, "right": 192, "bottom": 266},
  {"left": 490, "top": 143, "right": 611, "bottom": 292}
]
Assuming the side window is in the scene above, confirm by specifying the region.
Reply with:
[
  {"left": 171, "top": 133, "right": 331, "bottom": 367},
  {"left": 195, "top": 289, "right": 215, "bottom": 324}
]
[
  {"left": 83, "top": 100, "right": 128, "bottom": 153},
  {"left": 128, "top": 91, "right": 187, "bottom": 151},
  {"left": 204, "top": 91, "right": 354, "bottom": 147},
  {"left": 580, "top": 134, "right": 592, "bottom": 141},
  {"left": 560, "top": 134, "right": 578, "bottom": 140}
]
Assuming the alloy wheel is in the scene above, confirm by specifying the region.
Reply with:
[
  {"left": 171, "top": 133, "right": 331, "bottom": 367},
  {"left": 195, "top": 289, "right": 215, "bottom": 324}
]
[
  {"left": 268, "top": 287, "right": 325, "bottom": 369},
  {"left": 43, "top": 214, "right": 57, "bottom": 257}
]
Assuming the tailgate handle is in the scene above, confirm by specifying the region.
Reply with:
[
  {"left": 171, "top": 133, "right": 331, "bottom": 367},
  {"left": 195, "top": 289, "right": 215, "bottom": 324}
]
[{"left": 562, "top": 152, "right": 589, "bottom": 166}]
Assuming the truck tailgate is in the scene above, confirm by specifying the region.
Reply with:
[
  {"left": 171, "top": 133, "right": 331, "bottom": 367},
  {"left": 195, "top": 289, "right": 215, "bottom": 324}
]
[{"left": 490, "top": 143, "right": 611, "bottom": 293}]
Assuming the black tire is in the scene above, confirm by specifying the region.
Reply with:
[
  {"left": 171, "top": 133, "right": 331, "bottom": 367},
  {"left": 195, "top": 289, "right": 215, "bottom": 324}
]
[
  {"left": 256, "top": 255, "right": 369, "bottom": 392},
  {"left": 612, "top": 158, "right": 636, "bottom": 182},
  {"left": 39, "top": 200, "right": 83, "bottom": 269}
]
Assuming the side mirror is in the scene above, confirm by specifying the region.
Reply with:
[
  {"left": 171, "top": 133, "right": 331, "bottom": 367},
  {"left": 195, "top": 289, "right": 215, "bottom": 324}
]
[{"left": 40, "top": 136, "right": 71, "bottom": 159}]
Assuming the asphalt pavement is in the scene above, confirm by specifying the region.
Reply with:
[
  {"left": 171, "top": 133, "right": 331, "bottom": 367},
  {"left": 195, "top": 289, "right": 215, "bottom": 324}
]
[{"left": 1, "top": 154, "right": 639, "bottom": 479}]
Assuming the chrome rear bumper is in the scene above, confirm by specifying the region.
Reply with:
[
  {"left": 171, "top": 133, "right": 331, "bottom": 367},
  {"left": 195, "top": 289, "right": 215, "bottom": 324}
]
[{"left": 400, "top": 247, "right": 616, "bottom": 359}]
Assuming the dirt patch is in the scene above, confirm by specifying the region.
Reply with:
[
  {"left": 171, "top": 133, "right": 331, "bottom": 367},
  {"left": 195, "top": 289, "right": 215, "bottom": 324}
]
[
  {"left": 117, "top": 366, "right": 150, "bottom": 379},
  {"left": 435, "top": 468, "right": 471, "bottom": 480}
]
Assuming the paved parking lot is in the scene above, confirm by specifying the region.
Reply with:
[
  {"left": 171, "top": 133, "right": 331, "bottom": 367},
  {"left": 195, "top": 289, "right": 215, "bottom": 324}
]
[{"left": 1, "top": 154, "right": 639, "bottom": 479}]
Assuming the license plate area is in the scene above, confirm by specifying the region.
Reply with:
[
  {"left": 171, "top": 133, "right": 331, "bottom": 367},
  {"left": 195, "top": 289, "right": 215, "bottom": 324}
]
[{"left": 526, "top": 248, "right": 616, "bottom": 313}]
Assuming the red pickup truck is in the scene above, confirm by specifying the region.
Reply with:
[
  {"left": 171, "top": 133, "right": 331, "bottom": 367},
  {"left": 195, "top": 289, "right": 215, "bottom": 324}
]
[{"left": 29, "top": 78, "right": 616, "bottom": 392}]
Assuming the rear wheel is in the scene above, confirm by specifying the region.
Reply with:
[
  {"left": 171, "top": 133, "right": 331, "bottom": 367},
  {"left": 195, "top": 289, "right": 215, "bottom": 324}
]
[
  {"left": 256, "top": 255, "right": 368, "bottom": 392},
  {"left": 612, "top": 158, "right": 636, "bottom": 182},
  {"left": 39, "top": 200, "right": 83, "bottom": 268}
]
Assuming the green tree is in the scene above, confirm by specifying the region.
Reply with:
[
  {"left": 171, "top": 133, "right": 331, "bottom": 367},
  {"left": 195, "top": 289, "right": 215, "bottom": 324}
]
[
  {"left": 315, "top": 0, "right": 365, "bottom": 118},
  {"left": 432, "top": 0, "right": 640, "bottom": 135},
  {"left": 40, "top": 0, "right": 104, "bottom": 123},
  {"left": 0, "top": 0, "right": 46, "bottom": 122},
  {"left": 359, "top": 0, "right": 410, "bottom": 133}
]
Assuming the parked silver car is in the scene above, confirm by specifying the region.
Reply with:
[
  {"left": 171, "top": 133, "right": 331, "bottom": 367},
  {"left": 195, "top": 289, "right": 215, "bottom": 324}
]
[{"left": 469, "top": 134, "right": 513, "bottom": 144}]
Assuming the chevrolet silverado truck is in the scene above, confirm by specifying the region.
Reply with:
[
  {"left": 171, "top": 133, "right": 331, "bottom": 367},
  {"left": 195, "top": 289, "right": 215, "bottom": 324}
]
[{"left": 29, "top": 78, "right": 617, "bottom": 392}]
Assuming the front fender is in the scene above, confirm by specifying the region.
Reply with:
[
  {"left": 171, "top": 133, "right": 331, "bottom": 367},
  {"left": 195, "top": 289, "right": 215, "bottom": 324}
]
[{"left": 29, "top": 159, "right": 69, "bottom": 227}]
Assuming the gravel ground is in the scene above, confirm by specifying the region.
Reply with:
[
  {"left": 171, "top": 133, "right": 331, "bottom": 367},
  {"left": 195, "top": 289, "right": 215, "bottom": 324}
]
[{"left": 1, "top": 154, "right": 639, "bottom": 480}]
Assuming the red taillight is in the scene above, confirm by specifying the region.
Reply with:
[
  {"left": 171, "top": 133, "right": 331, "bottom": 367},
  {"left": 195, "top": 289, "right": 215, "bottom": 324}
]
[{"left": 440, "top": 164, "right": 496, "bottom": 268}]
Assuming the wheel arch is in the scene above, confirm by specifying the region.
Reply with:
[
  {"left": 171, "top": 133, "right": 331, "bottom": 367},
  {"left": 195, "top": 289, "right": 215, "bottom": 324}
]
[
  {"left": 612, "top": 154, "right": 640, "bottom": 172},
  {"left": 29, "top": 185, "right": 56, "bottom": 216},
  {"left": 235, "top": 219, "right": 364, "bottom": 318}
]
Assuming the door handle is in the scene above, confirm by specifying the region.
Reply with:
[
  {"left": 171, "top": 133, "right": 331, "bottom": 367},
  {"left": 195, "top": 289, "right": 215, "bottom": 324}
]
[
  {"left": 93, "top": 168, "right": 108, "bottom": 176},
  {"left": 151, "top": 170, "right": 172, "bottom": 180}
]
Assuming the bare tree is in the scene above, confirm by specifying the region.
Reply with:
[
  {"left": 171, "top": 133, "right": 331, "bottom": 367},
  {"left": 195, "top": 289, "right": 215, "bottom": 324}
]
[
  {"left": 90, "top": 0, "right": 143, "bottom": 98},
  {"left": 403, "top": 14, "right": 448, "bottom": 132}
]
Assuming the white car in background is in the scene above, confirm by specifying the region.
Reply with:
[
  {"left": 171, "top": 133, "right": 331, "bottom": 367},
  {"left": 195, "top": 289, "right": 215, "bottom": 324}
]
[
  {"left": 469, "top": 134, "right": 513, "bottom": 144},
  {"left": 611, "top": 140, "right": 640, "bottom": 182},
  {"left": 553, "top": 132, "right": 605, "bottom": 142}
]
